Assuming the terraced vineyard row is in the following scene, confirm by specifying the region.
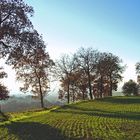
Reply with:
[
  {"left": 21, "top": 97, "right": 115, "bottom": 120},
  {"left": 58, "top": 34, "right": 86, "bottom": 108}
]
[{"left": 0, "top": 97, "right": 140, "bottom": 140}]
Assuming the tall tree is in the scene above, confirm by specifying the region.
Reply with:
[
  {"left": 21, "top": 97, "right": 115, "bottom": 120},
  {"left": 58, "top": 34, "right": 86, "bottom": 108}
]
[
  {"left": 54, "top": 54, "right": 77, "bottom": 103},
  {"left": 0, "top": 0, "right": 34, "bottom": 58},
  {"left": 8, "top": 32, "right": 54, "bottom": 108},
  {"left": 98, "top": 53, "right": 124, "bottom": 96},
  {"left": 96, "top": 53, "right": 107, "bottom": 98},
  {"left": 76, "top": 47, "right": 99, "bottom": 100}
]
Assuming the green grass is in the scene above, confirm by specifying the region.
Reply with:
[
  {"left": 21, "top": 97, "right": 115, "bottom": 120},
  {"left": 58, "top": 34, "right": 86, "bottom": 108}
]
[{"left": 0, "top": 96, "right": 140, "bottom": 140}]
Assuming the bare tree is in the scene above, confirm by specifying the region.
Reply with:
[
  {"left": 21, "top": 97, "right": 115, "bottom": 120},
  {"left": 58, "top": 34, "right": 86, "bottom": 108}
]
[
  {"left": 76, "top": 47, "right": 99, "bottom": 100},
  {"left": 54, "top": 54, "right": 77, "bottom": 103}
]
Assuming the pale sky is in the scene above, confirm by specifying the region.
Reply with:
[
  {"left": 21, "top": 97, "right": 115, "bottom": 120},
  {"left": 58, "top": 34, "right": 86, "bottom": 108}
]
[{"left": 3, "top": 0, "right": 140, "bottom": 94}]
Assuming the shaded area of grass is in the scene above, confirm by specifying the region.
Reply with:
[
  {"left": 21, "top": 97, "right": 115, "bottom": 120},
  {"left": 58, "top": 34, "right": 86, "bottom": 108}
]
[
  {"left": 96, "top": 96, "right": 140, "bottom": 104},
  {"left": 53, "top": 106, "right": 140, "bottom": 121},
  {"left": 55, "top": 97, "right": 140, "bottom": 121},
  {"left": 3, "top": 121, "right": 68, "bottom": 140}
]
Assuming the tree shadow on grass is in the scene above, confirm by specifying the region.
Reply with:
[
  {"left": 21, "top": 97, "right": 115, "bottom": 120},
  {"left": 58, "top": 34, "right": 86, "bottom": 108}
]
[
  {"left": 5, "top": 121, "right": 71, "bottom": 140},
  {"left": 53, "top": 105, "right": 140, "bottom": 121},
  {"left": 96, "top": 97, "right": 140, "bottom": 104}
]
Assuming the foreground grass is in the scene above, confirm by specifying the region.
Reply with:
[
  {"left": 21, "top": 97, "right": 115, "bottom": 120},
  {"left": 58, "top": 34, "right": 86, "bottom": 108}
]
[{"left": 0, "top": 96, "right": 140, "bottom": 140}]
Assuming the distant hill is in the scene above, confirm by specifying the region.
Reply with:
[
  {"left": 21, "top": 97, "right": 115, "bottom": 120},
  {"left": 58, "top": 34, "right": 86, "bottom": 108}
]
[
  {"left": 0, "top": 96, "right": 54, "bottom": 112},
  {"left": 0, "top": 91, "right": 125, "bottom": 113}
]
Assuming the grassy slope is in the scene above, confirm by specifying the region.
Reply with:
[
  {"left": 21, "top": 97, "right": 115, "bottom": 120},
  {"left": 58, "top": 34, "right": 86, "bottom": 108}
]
[{"left": 0, "top": 97, "right": 140, "bottom": 140}]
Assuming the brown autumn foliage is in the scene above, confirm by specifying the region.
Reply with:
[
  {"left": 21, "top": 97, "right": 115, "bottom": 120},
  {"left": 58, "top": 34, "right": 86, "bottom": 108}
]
[
  {"left": 58, "top": 70, "right": 89, "bottom": 102},
  {"left": 75, "top": 47, "right": 99, "bottom": 100},
  {"left": 54, "top": 54, "right": 77, "bottom": 103},
  {"left": 56, "top": 48, "right": 125, "bottom": 103},
  {"left": 8, "top": 31, "right": 54, "bottom": 108},
  {"left": 0, "top": 0, "right": 34, "bottom": 59},
  {"left": 0, "top": 1, "right": 55, "bottom": 108}
]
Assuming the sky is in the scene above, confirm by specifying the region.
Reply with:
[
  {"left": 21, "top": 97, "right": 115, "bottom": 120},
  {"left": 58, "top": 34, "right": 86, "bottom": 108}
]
[{"left": 3, "top": 0, "right": 140, "bottom": 94}]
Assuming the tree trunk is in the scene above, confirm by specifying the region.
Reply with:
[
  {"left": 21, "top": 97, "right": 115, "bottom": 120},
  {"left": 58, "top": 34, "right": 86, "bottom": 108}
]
[
  {"left": 109, "top": 75, "right": 113, "bottom": 96},
  {"left": 110, "top": 82, "right": 112, "bottom": 96},
  {"left": 40, "top": 90, "right": 44, "bottom": 108},
  {"left": 82, "top": 91, "right": 85, "bottom": 100},
  {"left": 99, "top": 76, "right": 103, "bottom": 98},
  {"left": 72, "top": 86, "right": 75, "bottom": 102},
  {"left": 35, "top": 68, "right": 44, "bottom": 108},
  {"left": 67, "top": 83, "right": 70, "bottom": 104},
  {"left": 72, "top": 91, "right": 75, "bottom": 102},
  {"left": 38, "top": 77, "right": 44, "bottom": 108},
  {"left": 87, "top": 71, "right": 93, "bottom": 100}
]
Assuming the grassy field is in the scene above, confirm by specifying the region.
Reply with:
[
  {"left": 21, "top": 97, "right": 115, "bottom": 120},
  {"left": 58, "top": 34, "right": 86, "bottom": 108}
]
[{"left": 0, "top": 96, "right": 140, "bottom": 140}]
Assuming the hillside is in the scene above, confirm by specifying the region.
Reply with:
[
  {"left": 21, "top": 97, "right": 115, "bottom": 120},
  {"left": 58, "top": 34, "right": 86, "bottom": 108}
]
[
  {"left": 0, "top": 96, "right": 57, "bottom": 113},
  {"left": 0, "top": 97, "right": 140, "bottom": 140}
]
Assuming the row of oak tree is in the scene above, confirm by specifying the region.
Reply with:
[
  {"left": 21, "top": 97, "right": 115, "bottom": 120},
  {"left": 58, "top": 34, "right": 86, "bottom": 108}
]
[
  {"left": 54, "top": 48, "right": 125, "bottom": 103},
  {"left": 0, "top": 0, "right": 139, "bottom": 109}
]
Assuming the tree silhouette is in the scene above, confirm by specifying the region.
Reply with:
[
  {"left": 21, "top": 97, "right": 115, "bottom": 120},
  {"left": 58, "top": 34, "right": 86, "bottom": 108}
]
[
  {"left": 0, "top": 0, "right": 34, "bottom": 59},
  {"left": 54, "top": 54, "right": 77, "bottom": 103},
  {"left": 75, "top": 47, "right": 99, "bottom": 100},
  {"left": 58, "top": 70, "right": 88, "bottom": 102},
  {"left": 8, "top": 31, "right": 54, "bottom": 108},
  {"left": 96, "top": 52, "right": 124, "bottom": 97},
  {"left": 122, "top": 80, "right": 138, "bottom": 96}
]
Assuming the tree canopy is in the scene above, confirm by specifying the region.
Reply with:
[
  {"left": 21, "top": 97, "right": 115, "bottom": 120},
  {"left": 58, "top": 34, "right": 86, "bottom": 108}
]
[
  {"left": 0, "top": 0, "right": 34, "bottom": 59},
  {"left": 0, "top": 0, "right": 57, "bottom": 109},
  {"left": 75, "top": 47, "right": 99, "bottom": 100},
  {"left": 54, "top": 54, "right": 77, "bottom": 103},
  {"left": 54, "top": 47, "right": 125, "bottom": 103},
  {"left": 97, "top": 52, "right": 125, "bottom": 97},
  {"left": 122, "top": 79, "right": 138, "bottom": 96},
  {"left": 10, "top": 31, "right": 54, "bottom": 108}
]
